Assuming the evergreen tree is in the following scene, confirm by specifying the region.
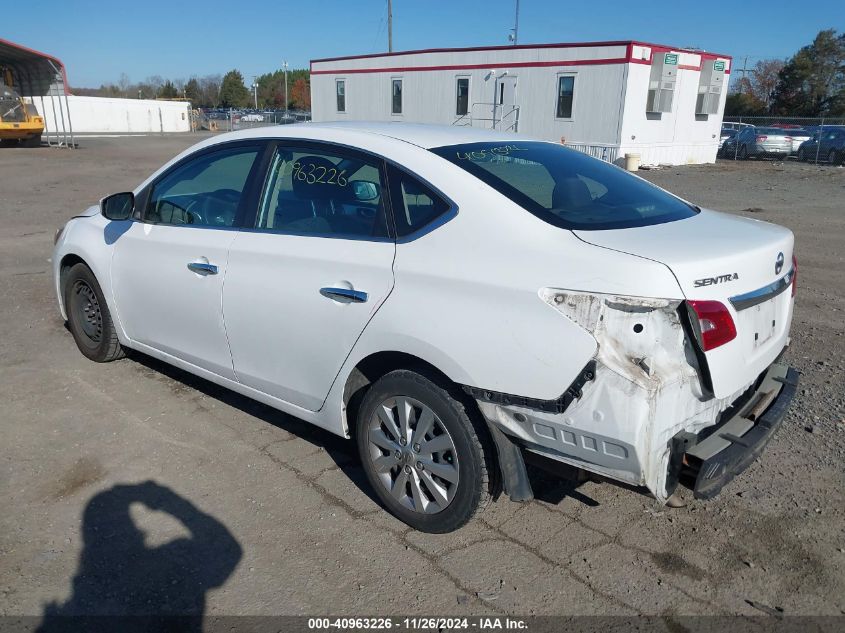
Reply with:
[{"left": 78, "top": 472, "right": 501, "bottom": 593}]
[
  {"left": 159, "top": 80, "right": 178, "bottom": 99},
  {"left": 219, "top": 70, "right": 250, "bottom": 108},
  {"left": 185, "top": 77, "right": 201, "bottom": 104},
  {"left": 771, "top": 29, "right": 845, "bottom": 116}
]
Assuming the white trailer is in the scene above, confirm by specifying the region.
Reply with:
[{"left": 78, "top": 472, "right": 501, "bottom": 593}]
[{"left": 310, "top": 40, "right": 731, "bottom": 166}]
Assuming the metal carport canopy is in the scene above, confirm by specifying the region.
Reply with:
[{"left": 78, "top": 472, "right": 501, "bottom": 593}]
[
  {"left": 1, "top": 38, "right": 74, "bottom": 147},
  {"left": 0, "top": 37, "right": 69, "bottom": 96}
]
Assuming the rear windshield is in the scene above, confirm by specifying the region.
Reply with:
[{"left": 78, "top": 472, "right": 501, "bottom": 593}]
[{"left": 429, "top": 141, "right": 697, "bottom": 230}]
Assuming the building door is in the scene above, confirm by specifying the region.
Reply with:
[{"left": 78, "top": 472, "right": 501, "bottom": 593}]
[{"left": 494, "top": 75, "right": 518, "bottom": 130}]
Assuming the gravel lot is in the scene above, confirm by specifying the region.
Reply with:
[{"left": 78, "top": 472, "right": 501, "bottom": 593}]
[{"left": 1, "top": 135, "right": 843, "bottom": 621}]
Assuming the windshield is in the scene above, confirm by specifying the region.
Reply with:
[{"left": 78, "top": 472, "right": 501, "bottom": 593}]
[{"left": 430, "top": 141, "right": 698, "bottom": 230}]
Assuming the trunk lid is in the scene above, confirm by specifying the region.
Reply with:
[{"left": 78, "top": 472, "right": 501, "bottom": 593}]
[{"left": 574, "top": 209, "right": 795, "bottom": 398}]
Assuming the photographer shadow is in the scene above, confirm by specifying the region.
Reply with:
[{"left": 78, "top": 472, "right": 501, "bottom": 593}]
[{"left": 39, "top": 481, "right": 242, "bottom": 632}]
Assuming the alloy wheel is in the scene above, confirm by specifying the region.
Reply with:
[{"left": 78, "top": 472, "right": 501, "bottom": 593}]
[{"left": 366, "top": 396, "right": 460, "bottom": 514}]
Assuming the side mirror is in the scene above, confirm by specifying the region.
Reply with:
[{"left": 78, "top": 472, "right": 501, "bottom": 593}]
[
  {"left": 351, "top": 180, "right": 380, "bottom": 202},
  {"left": 101, "top": 192, "right": 134, "bottom": 221}
]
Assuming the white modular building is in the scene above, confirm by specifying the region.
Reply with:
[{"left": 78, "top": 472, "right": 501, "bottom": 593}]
[{"left": 310, "top": 40, "right": 732, "bottom": 166}]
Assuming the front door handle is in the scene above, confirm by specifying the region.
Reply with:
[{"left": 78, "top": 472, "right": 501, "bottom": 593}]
[
  {"left": 320, "top": 287, "right": 368, "bottom": 303},
  {"left": 187, "top": 261, "right": 218, "bottom": 275}
]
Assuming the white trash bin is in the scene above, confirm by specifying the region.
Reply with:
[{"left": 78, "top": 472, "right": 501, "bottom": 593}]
[{"left": 624, "top": 153, "right": 641, "bottom": 171}]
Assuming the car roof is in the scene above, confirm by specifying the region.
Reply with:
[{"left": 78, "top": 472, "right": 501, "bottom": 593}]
[{"left": 205, "top": 121, "right": 529, "bottom": 150}]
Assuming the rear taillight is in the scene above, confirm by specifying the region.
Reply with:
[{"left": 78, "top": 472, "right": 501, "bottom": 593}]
[
  {"left": 687, "top": 300, "right": 737, "bottom": 351},
  {"left": 756, "top": 135, "right": 768, "bottom": 142},
  {"left": 791, "top": 255, "right": 798, "bottom": 297}
]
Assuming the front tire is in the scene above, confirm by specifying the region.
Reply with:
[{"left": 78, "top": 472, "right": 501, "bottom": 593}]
[
  {"left": 64, "top": 263, "right": 125, "bottom": 362},
  {"left": 356, "top": 369, "right": 493, "bottom": 533},
  {"left": 829, "top": 149, "right": 840, "bottom": 165},
  {"left": 738, "top": 145, "right": 748, "bottom": 160}
]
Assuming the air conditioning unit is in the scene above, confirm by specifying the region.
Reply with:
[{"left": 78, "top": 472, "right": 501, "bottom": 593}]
[
  {"left": 646, "top": 52, "right": 677, "bottom": 113},
  {"left": 696, "top": 59, "right": 726, "bottom": 115}
]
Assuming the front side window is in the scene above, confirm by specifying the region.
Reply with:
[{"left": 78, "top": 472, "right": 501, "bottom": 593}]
[
  {"left": 456, "top": 77, "right": 469, "bottom": 116},
  {"left": 556, "top": 75, "right": 575, "bottom": 118},
  {"left": 145, "top": 145, "right": 259, "bottom": 226},
  {"left": 391, "top": 79, "right": 403, "bottom": 115},
  {"left": 256, "top": 145, "right": 389, "bottom": 239},
  {"left": 336, "top": 79, "right": 346, "bottom": 112},
  {"left": 430, "top": 142, "right": 697, "bottom": 231}
]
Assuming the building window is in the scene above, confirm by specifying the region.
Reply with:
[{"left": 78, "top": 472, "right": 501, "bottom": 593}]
[
  {"left": 336, "top": 80, "right": 346, "bottom": 113},
  {"left": 391, "top": 79, "right": 403, "bottom": 115},
  {"left": 456, "top": 77, "right": 469, "bottom": 116},
  {"left": 556, "top": 75, "right": 575, "bottom": 119}
]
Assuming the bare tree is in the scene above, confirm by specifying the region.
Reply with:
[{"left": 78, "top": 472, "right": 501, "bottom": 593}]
[
  {"left": 145, "top": 75, "right": 164, "bottom": 97},
  {"left": 199, "top": 74, "right": 222, "bottom": 107},
  {"left": 118, "top": 73, "right": 131, "bottom": 98},
  {"left": 750, "top": 59, "right": 785, "bottom": 109}
]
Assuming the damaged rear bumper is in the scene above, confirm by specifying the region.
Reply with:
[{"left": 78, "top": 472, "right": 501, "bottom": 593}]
[{"left": 678, "top": 363, "right": 799, "bottom": 499}]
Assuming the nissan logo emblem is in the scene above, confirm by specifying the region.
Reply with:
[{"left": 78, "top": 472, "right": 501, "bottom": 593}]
[{"left": 775, "top": 252, "right": 784, "bottom": 275}]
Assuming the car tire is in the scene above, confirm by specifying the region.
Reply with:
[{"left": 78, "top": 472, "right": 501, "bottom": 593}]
[
  {"left": 739, "top": 145, "right": 748, "bottom": 160},
  {"left": 64, "top": 263, "right": 125, "bottom": 362},
  {"left": 828, "top": 149, "right": 840, "bottom": 166},
  {"left": 356, "top": 369, "right": 494, "bottom": 533},
  {"left": 797, "top": 148, "right": 805, "bottom": 162}
]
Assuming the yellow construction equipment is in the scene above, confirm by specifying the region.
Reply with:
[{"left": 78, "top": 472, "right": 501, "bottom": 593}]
[{"left": 1, "top": 68, "right": 44, "bottom": 147}]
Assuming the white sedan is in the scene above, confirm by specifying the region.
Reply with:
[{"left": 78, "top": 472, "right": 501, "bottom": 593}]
[{"left": 53, "top": 123, "right": 798, "bottom": 532}]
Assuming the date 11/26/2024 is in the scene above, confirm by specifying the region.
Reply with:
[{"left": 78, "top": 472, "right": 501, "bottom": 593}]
[{"left": 307, "top": 617, "right": 529, "bottom": 630}]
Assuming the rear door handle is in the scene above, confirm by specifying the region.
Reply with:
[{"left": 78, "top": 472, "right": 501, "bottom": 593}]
[
  {"left": 187, "top": 261, "right": 218, "bottom": 275},
  {"left": 320, "top": 287, "right": 368, "bottom": 303}
]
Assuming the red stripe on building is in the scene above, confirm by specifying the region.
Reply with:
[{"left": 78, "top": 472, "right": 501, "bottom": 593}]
[{"left": 311, "top": 57, "right": 633, "bottom": 75}]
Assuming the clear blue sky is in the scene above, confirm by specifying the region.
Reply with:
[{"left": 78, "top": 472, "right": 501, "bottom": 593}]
[{"left": 6, "top": 0, "right": 844, "bottom": 87}]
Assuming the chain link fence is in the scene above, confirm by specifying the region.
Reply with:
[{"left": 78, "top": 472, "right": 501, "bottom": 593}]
[
  {"left": 719, "top": 116, "right": 845, "bottom": 164},
  {"left": 192, "top": 109, "right": 311, "bottom": 133}
]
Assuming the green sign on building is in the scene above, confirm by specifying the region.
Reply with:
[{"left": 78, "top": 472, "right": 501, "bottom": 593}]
[
  {"left": 714, "top": 60, "right": 726, "bottom": 71},
  {"left": 664, "top": 53, "right": 679, "bottom": 65}
]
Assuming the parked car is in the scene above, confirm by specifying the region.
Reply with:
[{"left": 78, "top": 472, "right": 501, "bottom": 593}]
[
  {"left": 720, "top": 121, "right": 752, "bottom": 133},
  {"left": 796, "top": 128, "right": 845, "bottom": 164},
  {"left": 53, "top": 123, "right": 798, "bottom": 532},
  {"left": 720, "top": 126, "right": 793, "bottom": 159},
  {"left": 719, "top": 127, "right": 737, "bottom": 149},
  {"left": 241, "top": 113, "right": 265, "bottom": 122},
  {"left": 784, "top": 129, "right": 811, "bottom": 155}
]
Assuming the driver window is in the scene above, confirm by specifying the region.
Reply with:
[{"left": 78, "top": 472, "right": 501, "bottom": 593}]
[{"left": 145, "top": 146, "right": 259, "bottom": 227}]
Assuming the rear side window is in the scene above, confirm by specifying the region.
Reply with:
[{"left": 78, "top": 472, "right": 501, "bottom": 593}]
[
  {"left": 388, "top": 167, "right": 451, "bottom": 237},
  {"left": 145, "top": 145, "right": 259, "bottom": 226},
  {"left": 256, "top": 145, "right": 390, "bottom": 239},
  {"left": 430, "top": 141, "right": 697, "bottom": 231}
]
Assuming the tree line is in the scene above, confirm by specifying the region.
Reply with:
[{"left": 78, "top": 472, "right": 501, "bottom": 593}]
[
  {"left": 727, "top": 29, "right": 845, "bottom": 117},
  {"left": 72, "top": 67, "right": 312, "bottom": 110}
]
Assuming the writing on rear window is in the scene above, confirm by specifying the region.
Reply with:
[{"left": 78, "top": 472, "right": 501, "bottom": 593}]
[{"left": 455, "top": 145, "right": 528, "bottom": 161}]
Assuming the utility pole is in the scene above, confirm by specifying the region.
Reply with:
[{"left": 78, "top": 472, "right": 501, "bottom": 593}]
[
  {"left": 510, "top": 0, "right": 520, "bottom": 45},
  {"left": 252, "top": 76, "right": 258, "bottom": 109},
  {"left": 283, "top": 60, "right": 289, "bottom": 115},
  {"left": 737, "top": 56, "right": 749, "bottom": 92},
  {"left": 388, "top": 0, "right": 393, "bottom": 53}
]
